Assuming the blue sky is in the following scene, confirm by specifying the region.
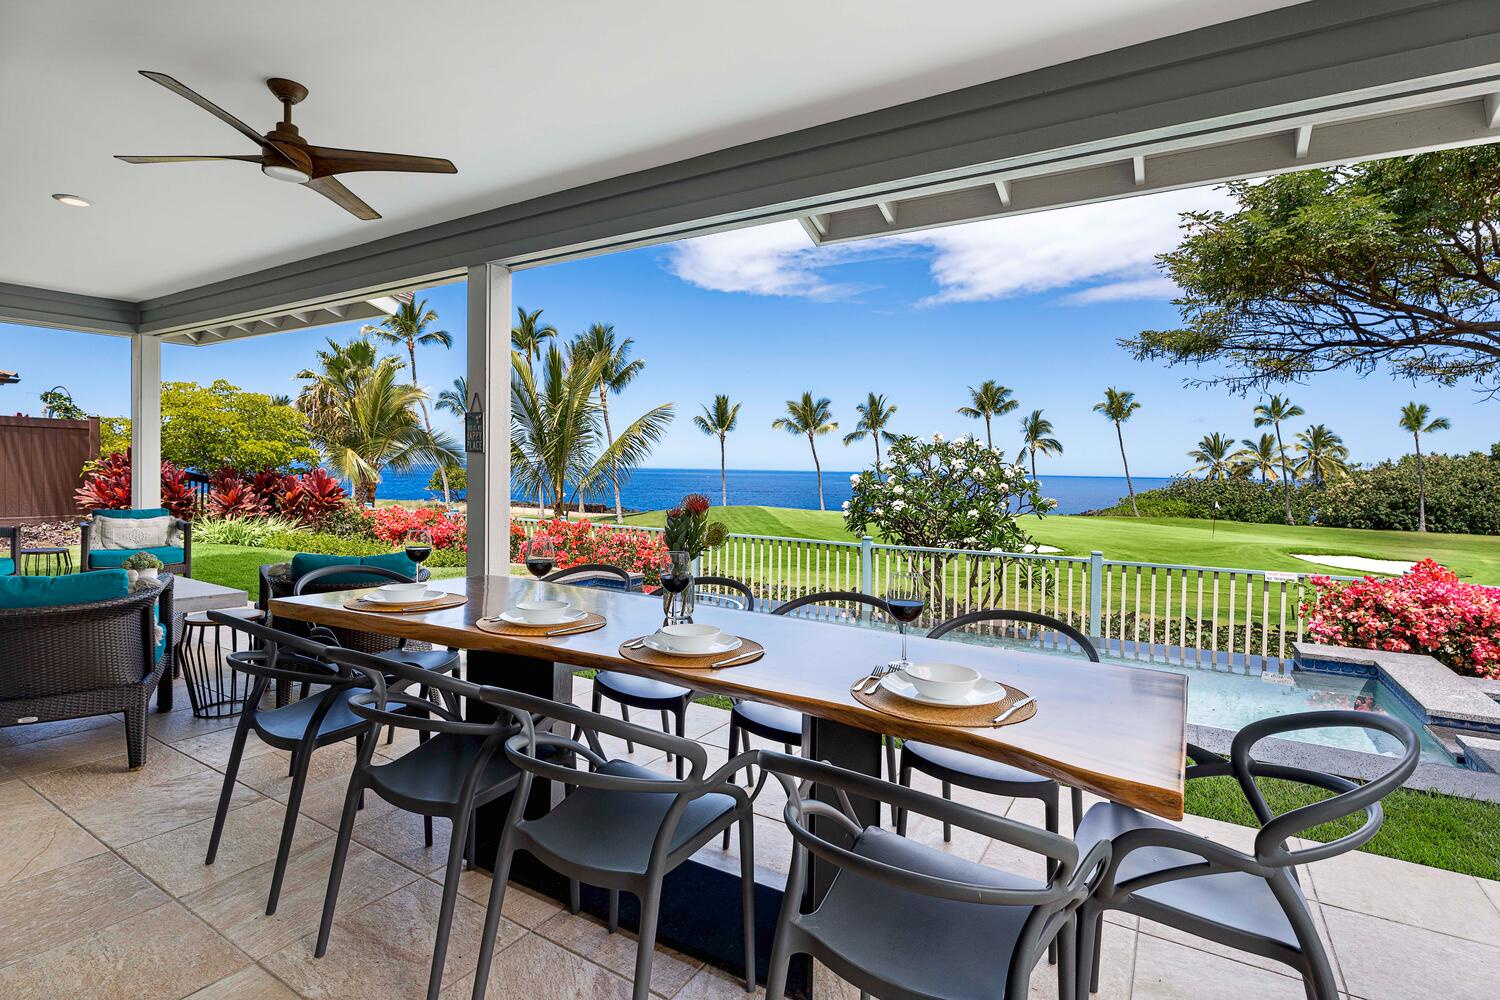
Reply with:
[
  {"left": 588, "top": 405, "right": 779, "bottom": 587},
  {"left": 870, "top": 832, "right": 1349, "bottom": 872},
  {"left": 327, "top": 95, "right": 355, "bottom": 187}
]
[{"left": 3, "top": 186, "right": 1495, "bottom": 477}]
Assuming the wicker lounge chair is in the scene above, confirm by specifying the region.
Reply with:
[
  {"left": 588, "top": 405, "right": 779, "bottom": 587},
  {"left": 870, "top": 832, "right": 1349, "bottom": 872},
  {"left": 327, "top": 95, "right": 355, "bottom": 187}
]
[
  {"left": 80, "top": 508, "right": 193, "bottom": 576},
  {"left": 0, "top": 574, "right": 174, "bottom": 768}
]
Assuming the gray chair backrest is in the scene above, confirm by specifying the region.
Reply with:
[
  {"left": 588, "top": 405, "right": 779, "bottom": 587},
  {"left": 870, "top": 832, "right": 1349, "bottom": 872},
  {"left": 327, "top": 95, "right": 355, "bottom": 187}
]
[
  {"left": 543, "top": 563, "right": 632, "bottom": 587},
  {"left": 206, "top": 610, "right": 350, "bottom": 689},
  {"left": 692, "top": 575, "right": 755, "bottom": 612},
  {"left": 761, "top": 751, "right": 1100, "bottom": 906},
  {"left": 292, "top": 563, "right": 415, "bottom": 594},
  {"left": 324, "top": 646, "right": 508, "bottom": 741},
  {"left": 929, "top": 609, "right": 1099, "bottom": 661},
  {"left": 772, "top": 590, "right": 891, "bottom": 624}
]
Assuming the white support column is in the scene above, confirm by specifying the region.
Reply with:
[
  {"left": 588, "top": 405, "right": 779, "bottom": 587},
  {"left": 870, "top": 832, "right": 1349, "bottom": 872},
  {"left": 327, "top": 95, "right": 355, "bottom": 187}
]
[
  {"left": 466, "top": 263, "right": 512, "bottom": 577},
  {"left": 130, "top": 334, "right": 162, "bottom": 509}
]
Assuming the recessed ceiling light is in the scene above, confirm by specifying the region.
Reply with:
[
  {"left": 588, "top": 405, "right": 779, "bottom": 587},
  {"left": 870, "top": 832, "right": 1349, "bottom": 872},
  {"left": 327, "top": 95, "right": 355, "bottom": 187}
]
[{"left": 52, "top": 193, "right": 91, "bottom": 207}]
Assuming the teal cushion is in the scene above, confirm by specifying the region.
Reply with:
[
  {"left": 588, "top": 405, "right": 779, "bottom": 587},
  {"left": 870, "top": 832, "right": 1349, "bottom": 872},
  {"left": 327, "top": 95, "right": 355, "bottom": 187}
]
[
  {"left": 87, "top": 546, "right": 184, "bottom": 569},
  {"left": 94, "top": 508, "right": 172, "bottom": 519},
  {"left": 0, "top": 570, "right": 130, "bottom": 609},
  {"left": 290, "top": 551, "right": 417, "bottom": 586},
  {"left": 153, "top": 602, "right": 166, "bottom": 663},
  {"left": 0, "top": 558, "right": 13, "bottom": 576}
]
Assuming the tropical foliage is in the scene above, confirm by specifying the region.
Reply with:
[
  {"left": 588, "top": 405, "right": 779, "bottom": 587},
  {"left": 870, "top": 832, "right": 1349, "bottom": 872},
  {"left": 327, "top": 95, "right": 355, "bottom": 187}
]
[
  {"left": 295, "top": 338, "right": 458, "bottom": 505},
  {"left": 957, "top": 381, "right": 1016, "bottom": 449},
  {"left": 1294, "top": 424, "right": 1350, "bottom": 484},
  {"left": 367, "top": 505, "right": 467, "bottom": 552},
  {"left": 511, "top": 306, "right": 557, "bottom": 363},
  {"left": 75, "top": 452, "right": 197, "bottom": 519},
  {"left": 362, "top": 296, "right": 455, "bottom": 502},
  {"left": 1093, "top": 387, "right": 1141, "bottom": 516},
  {"left": 1018, "top": 409, "right": 1062, "bottom": 478},
  {"left": 1305, "top": 560, "right": 1500, "bottom": 679},
  {"left": 40, "top": 387, "right": 85, "bottom": 419},
  {"left": 693, "top": 394, "right": 741, "bottom": 507},
  {"left": 1398, "top": 402, "right": 1449, "bottom": 532},
  {"left": 510, "top": 344, "right": 672, "bottom": 516},
  {"left": 570, "top": 322, "right": 646, "bottom": 522},
  {"left": 1233, "top": 433, "right": 1280, "bottom": 483},
  {"left": 661, "top": 493, "right": 728, "bottom": 559},
  {"left": 523, "top": 518, "right": 671, "bottom": 585},
  {"left": 1130, "top": 146, "right": 1500, "bottom": 394},
  {"left": 1253, "top": 394, "right": 1304, "bottom": 525},
  {"left": 1187, "top": 432, "right": 1237, "bottom": 480},
  {"left": 100, "top": 380, "right": 317, "bottom": 471},
  {"left": 843, "top": 392, "right": 899, "bottom": 468},
  {"left": 772, "top": 392, "right": 837, "bottom": 511}
]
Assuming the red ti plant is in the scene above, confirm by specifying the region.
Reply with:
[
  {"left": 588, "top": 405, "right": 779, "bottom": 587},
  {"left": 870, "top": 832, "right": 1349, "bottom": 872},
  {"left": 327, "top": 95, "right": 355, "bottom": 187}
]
[
  {"left": 75, "top": 451, "right": 197, "bottom": 519},
  {"left": 158, "top": 462, "right": 198, "bottom": 519},
  {"left": 278, "top": 468, "right": 349, "bottom": 529},
  {"left": 207, "top": 468, "right": 269, "bottom": 519}
]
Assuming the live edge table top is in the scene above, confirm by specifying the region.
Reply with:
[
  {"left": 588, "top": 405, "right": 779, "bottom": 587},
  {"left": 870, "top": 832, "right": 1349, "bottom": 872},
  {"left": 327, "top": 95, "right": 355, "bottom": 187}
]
[{"left": 271, "top": 575, "right": 1187, "bottom": 819}]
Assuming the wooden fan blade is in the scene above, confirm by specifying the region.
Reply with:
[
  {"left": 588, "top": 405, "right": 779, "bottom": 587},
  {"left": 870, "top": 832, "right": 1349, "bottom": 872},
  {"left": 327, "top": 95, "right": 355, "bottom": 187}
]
[
  {"left": 305, "top": 175, "right": 381, "bottom": 220},
  {"left": 305, "top": 145, "right": 457, "bottom": 177},
  {"left": 115, "top": 155, "right": 261, "bottom": 163},
  {"left": 139, "top": 71, "right": 273, "bottom": 150}
]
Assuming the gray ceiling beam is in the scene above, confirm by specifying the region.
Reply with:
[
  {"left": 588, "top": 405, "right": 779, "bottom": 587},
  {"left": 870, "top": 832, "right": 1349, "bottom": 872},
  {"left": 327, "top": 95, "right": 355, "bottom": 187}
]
[
  {"left": 0, "top": 281, "right": 138, "bottom": 336},
  {"left": 38, "top": 0, "right": 1500, "bottom": 338}
]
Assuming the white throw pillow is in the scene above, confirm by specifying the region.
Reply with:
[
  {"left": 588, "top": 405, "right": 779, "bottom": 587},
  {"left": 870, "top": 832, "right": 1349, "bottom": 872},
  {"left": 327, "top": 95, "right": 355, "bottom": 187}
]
[{"left": 97, "top": 515, "right": 174, "bottom": 550}]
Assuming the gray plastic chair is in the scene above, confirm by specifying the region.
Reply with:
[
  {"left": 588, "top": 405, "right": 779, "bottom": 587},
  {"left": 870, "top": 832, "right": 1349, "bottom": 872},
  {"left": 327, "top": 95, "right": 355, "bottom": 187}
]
[
  {"left": 470, "top": 688, "right": 759, "bottom": 1000},
  {"left": 724, "top": 591, "right": 896, "bottom": 841},
  {"left": 1075, "top": 709, "right": 1420, "bottom": 1000},
  {"left": 314, "top": 647, "right": 523, "bottom": 1000},
  {"left": 898, "top": 610, "right": 1093, "bottom": 850},
  {"left": 760, "top": 752, "right": 1109, "bottom": 1000},
  {"left": 202, "top": 613, "right": 370, "bottom": 915}
]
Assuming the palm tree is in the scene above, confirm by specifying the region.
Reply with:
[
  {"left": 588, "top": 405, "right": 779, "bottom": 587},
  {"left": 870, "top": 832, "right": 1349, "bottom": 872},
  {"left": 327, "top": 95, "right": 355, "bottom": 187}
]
[
  {"left": 1233, "top": 433, "right": 1281, "bottom": 483},
  {"left": 295, "top": 338, "right": 457, "bottom": 506},
  {"left": 510, "top": 345, "right": 672, "bottom": 517},
  {"left": 435, "top": 376, "right": 468, "bottom": 417},
  {"left": 956, "top": 381, "right": 1017, "bottom": 449},
  {"left": 772, "top": 393, "right": 838, "bottom": 511},
  {"left": 1092, "top": 388, "right": 1142, "bottom": 516},
  {"left": 842, "top": 392, "right": 898, "bottom": 469},
  {"left": 570, "top": 323, "right": 646, "bottom": 522},
  {"left": 362, "top": 297, "right": 454, "bottom": 502},
  {"left": 1253, "top": 394, "right": 1305, "bottom": 525},
  {"left": 1398, "top": 403, "right": 1450, "bottom": 532},
  {"left": 1188, "top": 432, "right": 1237, "bottom": 481},
  {"left": 1294, "top": 424, "right": 1350, "bottom": 485},
  {"left": 510, "top": 306, "right": 557, "bottom": 364},
  {"left": 1018, "top": 409, "right": 1063, "bottom": 479},
  {"left": 693, "top": 394, "right": 741, "bottom": 507}
]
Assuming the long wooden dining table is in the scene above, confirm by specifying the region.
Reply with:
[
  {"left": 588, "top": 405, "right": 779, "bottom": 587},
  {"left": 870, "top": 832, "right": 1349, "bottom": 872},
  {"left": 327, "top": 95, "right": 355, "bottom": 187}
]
[{"left": 270, "top": 573, "right": 1187, "bottom": 988}]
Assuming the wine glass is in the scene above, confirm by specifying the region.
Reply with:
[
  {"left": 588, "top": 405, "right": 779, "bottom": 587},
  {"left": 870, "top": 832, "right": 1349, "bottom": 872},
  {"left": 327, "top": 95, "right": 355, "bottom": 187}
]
[
  {"left": 403, "top": 529, "right": 433, "bottom": 566},
  {"left": 523, "top": 537, "right": 556, "bottom": 579},
  {"left": 884, "top": 566, "right": 927, "bottom": 670}
]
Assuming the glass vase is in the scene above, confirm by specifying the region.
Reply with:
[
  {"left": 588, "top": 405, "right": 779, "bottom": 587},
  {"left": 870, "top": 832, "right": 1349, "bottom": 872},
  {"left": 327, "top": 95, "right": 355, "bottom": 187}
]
[{"left": 662, "top": 578, "right": 696, "bottom": 625}]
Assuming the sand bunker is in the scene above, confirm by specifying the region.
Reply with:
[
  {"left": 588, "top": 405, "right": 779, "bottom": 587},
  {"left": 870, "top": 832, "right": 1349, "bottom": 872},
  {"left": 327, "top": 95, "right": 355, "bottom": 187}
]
[{"left": 1291, "top": 554, "right": 1414, "bottom": 575}]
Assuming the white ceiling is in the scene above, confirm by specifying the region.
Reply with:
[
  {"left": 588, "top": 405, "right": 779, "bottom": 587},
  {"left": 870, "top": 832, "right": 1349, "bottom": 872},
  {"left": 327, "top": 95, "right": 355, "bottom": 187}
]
[{"left": 1, "top": 0, "right": 1308, "bottom": 301}]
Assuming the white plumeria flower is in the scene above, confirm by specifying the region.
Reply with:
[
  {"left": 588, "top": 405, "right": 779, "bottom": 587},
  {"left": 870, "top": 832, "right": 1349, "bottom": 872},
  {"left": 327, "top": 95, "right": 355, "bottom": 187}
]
[
  {"left": 892, "top": 484, "right": 904, "bottom": 495},
  {"left": 967, "top": 509, "right": 979, "bottom": 518},
  {"left": 850, "top": 473, "right": 861, "bottom": 484},
  {"left": 841, "top": 500, "right": 851, "bottom": 510},
  {"left": 998, "top": 484, "right": 1009, "bottom": 493},
  {"left": 892, "top": 499, "right": 906, "bottom": 511}
]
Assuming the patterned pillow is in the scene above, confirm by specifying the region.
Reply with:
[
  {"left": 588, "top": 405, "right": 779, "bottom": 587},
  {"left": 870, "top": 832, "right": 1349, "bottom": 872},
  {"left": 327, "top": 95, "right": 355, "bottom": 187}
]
[{"left": 97, "top": 515, "right": 175, "bottom": 550}]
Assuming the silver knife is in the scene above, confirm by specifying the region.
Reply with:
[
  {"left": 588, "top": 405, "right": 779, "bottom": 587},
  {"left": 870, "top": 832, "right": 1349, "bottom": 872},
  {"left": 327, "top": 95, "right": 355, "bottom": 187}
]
[
  {"left": 712, "top": 648, "right": 761, "bottom": 668},
  {"left": 992, "top": 696, "right": 1036, "bottom": 725},
  {"left": 545, "top": 621, "right": 599, "bottom": 637}
]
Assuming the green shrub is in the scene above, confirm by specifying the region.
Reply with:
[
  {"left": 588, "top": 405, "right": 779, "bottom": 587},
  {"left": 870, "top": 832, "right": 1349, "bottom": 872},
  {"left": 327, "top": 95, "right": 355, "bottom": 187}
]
[
  {"left": 194, "top": 514, "right": 303, "bottom": 546},
  {"left": 423, "top": 545, "right": 468, "bottom": 568},
  {"left": 260, "top": 529, "right": 394, "bottom": 557},
  {"left": 1088, "top": 477, "right": 1321, "bottom": 525},
  {"left": 1316, "top": 453, "right": 1500, "bottom": 535},
  {"left": 426, "top": 463, "right": 467, "bottom": 497},
  {"left": 316, "top": 502, "right": 379, "bottom": 539}
]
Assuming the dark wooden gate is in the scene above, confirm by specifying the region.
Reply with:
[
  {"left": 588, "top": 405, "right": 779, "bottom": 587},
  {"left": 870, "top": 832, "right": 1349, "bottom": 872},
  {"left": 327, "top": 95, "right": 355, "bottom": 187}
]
[{"left": 0, "top": 415, "right": 100, "bottom": 522}]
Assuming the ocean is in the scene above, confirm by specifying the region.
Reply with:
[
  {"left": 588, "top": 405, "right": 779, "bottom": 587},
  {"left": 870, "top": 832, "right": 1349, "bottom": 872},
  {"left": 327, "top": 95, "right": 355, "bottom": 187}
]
[{"left": 370, "top": 465, "right": 1172, "bottom": 516}]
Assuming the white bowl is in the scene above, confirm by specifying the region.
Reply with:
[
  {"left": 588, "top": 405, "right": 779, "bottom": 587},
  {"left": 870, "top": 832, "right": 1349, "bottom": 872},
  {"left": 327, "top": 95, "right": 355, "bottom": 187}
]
[
  {"left": 657, "top": 623, "right": 722, "bottom": 653},
  {"left": 898, "top": 662, "right": 981, "bottom": 703},
  {"left": 515, "top": 600, "right": 572, "bottom": 624},
  {"left": 368, "top": 583, "right": 425, "bottom": 603}
]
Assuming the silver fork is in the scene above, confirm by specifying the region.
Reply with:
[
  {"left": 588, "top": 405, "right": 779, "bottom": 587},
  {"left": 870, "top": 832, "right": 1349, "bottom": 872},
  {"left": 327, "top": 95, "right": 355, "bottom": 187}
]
[{"left": 859, "top": 663, "right": 895, "bottom": 695}]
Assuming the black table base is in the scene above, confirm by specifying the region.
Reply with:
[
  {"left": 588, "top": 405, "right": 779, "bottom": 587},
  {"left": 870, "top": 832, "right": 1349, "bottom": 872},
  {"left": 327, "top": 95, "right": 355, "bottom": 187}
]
[{"left": 461, "top": 648, "right": 874, "bottom": 998}]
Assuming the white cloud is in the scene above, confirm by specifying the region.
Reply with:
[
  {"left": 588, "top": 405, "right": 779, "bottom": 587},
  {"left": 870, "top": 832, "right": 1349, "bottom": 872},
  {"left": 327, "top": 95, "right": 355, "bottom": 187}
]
[{"left": 664, "top": 185, "right": 1232, "bottom": 306}]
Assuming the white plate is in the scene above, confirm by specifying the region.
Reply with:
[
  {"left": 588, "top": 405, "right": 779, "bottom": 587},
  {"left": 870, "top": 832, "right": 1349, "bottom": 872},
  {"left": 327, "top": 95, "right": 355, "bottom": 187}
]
[
  {"left": 496, "top": 609, "right": 588, "bottom": 626},
  {"left": 879, "top": 672, "right": 1006, "bottom": 708},
  {"left": 363, "top": 588, "right": 445, "bottom": 604},
  {"left": 641, "top": 634, "right": 743, "bottom": 657}
]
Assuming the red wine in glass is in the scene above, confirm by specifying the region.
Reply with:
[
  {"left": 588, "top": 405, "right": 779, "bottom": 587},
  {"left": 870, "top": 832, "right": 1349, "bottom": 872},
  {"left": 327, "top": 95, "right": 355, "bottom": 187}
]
[
  {"left": 403, "top": 530, "right": 433, "bottom": 565},
  {"left": 524, "top": 538, "right": 556, "bottom": 579},
  {"left": 887, "top": 599, "right": 924, "bottom": 623},
  {"left": 885, "top": 569, "right": 927, "bottom": 668}
]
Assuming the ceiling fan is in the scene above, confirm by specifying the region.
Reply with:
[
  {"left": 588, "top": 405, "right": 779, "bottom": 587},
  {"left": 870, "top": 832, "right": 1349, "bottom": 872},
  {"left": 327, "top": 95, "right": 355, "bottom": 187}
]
[{"left": 115, "top": 71, "right": 457, "bottom": 220}]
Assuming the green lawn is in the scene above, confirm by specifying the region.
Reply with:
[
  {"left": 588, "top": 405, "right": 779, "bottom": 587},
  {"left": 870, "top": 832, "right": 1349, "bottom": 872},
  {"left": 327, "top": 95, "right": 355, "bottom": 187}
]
[
  {"left": 1185, "top": 775, "right": 1500, "bottom": 880},
  {"left": 627, "top": 506, "right": 1500, "bottom": 583}
]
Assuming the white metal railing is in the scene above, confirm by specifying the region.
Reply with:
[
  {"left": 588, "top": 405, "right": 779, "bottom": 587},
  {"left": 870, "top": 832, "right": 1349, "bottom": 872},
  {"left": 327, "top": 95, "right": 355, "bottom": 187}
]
[{"left": 515, "top": 517, "right": 1357, "bottom": 674}]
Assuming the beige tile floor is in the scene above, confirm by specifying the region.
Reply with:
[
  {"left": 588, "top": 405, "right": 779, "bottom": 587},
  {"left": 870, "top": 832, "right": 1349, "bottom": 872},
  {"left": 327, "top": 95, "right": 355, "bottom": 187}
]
[{"left": 1, "top": 672, "right": 1498, "bottom": 999}]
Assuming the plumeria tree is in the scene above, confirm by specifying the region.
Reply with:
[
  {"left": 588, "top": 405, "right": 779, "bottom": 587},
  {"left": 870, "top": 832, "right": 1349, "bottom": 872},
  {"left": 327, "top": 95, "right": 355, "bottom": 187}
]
[{"left": 842, "top": 433, "right": 1055, "bottom": 606}]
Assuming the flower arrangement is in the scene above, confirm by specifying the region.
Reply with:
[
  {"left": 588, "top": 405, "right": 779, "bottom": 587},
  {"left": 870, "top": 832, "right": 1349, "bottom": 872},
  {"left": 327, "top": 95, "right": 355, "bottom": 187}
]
[
  {"left": 367, "top": 505, "right": 467, "bottom": 551},
  {"left": 1303, "top": 559, "right": 1500, "bottom": 679},
  {"left": 523, "top": 518, "right": 670, "bottom": 585},
  {"left": 662, "top": 493, "right": 728, "bottom": 560}
]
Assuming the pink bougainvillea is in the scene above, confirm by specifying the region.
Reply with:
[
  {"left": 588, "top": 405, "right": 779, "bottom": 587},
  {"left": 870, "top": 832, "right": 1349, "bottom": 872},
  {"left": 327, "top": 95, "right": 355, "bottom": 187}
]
[
  {"left": 523, "top": 518, "right": 670, "bottom": 585},
  {"left": 1303, "top": 559, "right": 1500, "bottom": 679},
  {"left": 366, "top": 505, "right": 467, "bottom": 551}
]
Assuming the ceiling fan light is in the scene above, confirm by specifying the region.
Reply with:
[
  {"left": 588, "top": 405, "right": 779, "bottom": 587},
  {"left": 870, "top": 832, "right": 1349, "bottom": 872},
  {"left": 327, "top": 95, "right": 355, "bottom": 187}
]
[
  {"left": 52, "top": 193, "right": 91, "bottom": 207},
  {"left": 262, "top": 162, "right": 311, "bottom": 183}
]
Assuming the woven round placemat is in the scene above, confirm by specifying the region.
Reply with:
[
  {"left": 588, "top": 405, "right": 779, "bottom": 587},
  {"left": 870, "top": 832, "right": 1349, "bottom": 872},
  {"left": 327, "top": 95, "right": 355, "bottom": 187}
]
[
  {"left": 474, "top": 612, "right": 607, "bottom": 637},
  {"left": 343, "top": 592, "right": 468, "bottom": 614},
  {"left": 852, "top": 678, "right": 1035, "bottom": 728},
  {"left": 617, "top": 636, "right": 765, "bottom": 670}
]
